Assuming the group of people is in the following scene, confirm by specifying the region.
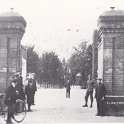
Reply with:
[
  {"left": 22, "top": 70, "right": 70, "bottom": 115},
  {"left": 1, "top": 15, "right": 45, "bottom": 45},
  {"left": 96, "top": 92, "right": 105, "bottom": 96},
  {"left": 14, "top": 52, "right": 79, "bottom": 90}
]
[
  {"left": 4, "top": 72, "right": 105, "bottom": 124},
  {"left": 4, "top": 72, "right": 37, "bottom": 124},
  {"left": 82, "top": 76, "right": 106, "bottom": 116},
  {"left": 65, "top": 75, "right": 106, "bottom": 116}
]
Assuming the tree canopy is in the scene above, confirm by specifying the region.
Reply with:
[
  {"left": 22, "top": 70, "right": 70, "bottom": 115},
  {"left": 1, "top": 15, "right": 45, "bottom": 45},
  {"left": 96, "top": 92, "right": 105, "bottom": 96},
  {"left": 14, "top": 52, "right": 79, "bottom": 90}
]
[
  {"left": 39, "top": 51, "right": 64, "bottom": 87},
  {"left": 68, "top": 41, "right": 92, "bottom": 86},
  {"left": 27, "top": 46, "right": 40, "bottom": 75},
  {"left": 26, "top": 42, "right": 93, "bottom": 88}
]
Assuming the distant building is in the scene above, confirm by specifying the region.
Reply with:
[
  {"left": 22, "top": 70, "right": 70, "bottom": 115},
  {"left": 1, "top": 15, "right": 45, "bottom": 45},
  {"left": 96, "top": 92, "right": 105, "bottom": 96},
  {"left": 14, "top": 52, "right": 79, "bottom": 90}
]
[
  {"left": 0, "top": 9, "right": 27, "bottom": 92},
  {"left": 93, "top": 7, "right": 124, "bottom": 115}
]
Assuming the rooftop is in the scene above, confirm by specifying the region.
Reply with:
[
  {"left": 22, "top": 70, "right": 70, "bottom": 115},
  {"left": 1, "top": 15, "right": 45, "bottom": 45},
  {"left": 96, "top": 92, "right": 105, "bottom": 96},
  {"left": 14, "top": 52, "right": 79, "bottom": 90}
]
[
  {"left": 0, "top": 8, "right": 26, "bottom": 27},
  {"left": 101, "top": 7, "right": 124, "bottom": 17},
  {"left": 0, "top": 8, "right": 22, "bottom": 17}
]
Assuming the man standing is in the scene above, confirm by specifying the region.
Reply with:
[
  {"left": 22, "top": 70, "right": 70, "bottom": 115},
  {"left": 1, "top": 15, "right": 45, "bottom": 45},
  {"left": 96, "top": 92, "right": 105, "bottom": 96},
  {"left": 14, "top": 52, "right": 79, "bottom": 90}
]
[
  {"left": 95, "top": 78, "right": 106, "bottom": 116},
  {"left": 83, "top": 75, "right": 94, "bottom": 108},
  {"left": 17, "top": 72, "right": 23, "bottom": 88},
  {"left": 31, "top": 73, "right": 37, "bottom": 105},
  {"left": 4, "top": 80, "right": 18, "bottom": 124},
  {"left": 15, "top": 73, "right": 25, "bottom": 101},
  {"left": 25, "top": 79, "right": 34, "bottom": 111},
  {"left": 65, "top": 79, "right": 71, "bottom": 98}
]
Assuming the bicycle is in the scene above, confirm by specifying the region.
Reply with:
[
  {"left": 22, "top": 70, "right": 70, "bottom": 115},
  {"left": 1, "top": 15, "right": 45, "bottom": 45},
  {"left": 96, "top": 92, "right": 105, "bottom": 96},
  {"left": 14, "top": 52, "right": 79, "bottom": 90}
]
[{"left": 0, "top": 96, "right": 27, "bottom": 123}]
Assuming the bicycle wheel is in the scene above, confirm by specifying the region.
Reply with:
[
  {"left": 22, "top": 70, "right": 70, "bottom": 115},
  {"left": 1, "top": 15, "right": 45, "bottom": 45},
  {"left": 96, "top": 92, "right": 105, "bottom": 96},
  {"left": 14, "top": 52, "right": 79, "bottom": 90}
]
[
  {"left": 13, "top": 99, "right": 26, "bottom": 123},
  {"left": 0, "top": 105, "right": 8, "bottom": 121},
  {"left": 3, "top": 110, "right": 7, "bottom": 121}
]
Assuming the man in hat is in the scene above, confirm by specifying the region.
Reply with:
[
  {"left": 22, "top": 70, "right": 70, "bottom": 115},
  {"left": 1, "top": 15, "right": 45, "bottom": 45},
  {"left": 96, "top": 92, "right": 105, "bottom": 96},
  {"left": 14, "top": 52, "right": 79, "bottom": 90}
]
[
  {"left": 25, "top": 79, "right": 34, "bottom": 111},
  {"left": 4, "top": 79, "right": 18, "bottom": 124},
  {"left": 31, "top": 73, "right": 37, "bottom": 105},
  {"left": 95, "top": 78, "right": 106, "bottom": 116},
  {"left": 15, "top": 72, "right": 25, "bottom": 101}
]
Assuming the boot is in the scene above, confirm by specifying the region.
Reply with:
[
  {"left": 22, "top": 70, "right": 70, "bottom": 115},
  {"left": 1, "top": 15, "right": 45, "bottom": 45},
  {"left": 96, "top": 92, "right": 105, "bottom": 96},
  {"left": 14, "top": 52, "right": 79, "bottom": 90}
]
[
  {"left": 90, "top": 104, "right": 93, "bottom": 108},
  {"left": 6, "top": 119, "right": 13, "bottom": 124},
  {"left": 82, "top": 104, "right": 88, "bottom": 107}
]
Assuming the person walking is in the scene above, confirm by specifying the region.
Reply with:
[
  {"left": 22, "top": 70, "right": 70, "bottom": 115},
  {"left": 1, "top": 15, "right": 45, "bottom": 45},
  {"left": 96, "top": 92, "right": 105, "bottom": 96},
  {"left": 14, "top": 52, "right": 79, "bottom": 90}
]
[
  {"left": 4, "top": 79, "right": 18, "bottom": 124},
  {"left": 95, "top": 78, "right": 106, "bottom": 116},
  {"left": 25, "top": 79, "right": 34, "bottom": 111},
  {"left": 83, "top": 75, "right": 94, "bottom": 108},
  {"left": 31, "top": 75, "right": 37, "bottom": 105},
  {"left": 65, "top": 79, "right": 71, "bottom": 98}
]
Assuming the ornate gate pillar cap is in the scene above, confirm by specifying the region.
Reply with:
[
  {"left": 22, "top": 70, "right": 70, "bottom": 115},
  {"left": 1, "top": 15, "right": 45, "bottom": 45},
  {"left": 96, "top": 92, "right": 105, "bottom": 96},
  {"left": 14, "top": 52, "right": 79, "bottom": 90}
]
[{"left": 0, "top": 8, "right": 26, "bottom": 30}]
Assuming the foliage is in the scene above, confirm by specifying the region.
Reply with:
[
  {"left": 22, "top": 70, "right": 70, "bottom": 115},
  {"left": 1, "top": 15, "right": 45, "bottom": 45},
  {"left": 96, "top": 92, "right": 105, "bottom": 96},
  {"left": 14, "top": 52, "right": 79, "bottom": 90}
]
[
  {"left": 27, "top": 46, "right": 40, "bottom": 78},
  {"left": 26, "top": 42, "right": 92, "bottom": 88},
  {"left": 68, "top": 42, "right": 92, "bottom": 86},
  {"left": 39, "top": 51, "right": 64, "bottom": 87}
]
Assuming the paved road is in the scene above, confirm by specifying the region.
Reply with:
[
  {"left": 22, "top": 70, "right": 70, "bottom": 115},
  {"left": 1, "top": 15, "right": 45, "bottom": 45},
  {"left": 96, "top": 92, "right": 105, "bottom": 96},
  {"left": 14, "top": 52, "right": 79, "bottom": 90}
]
[{"left": 1, "top": 87, "right": 124, "bottom": 123}]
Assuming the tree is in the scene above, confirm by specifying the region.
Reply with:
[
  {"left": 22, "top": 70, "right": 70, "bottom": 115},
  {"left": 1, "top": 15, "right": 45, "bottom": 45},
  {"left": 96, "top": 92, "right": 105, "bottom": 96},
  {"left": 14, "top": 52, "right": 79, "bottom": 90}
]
[
  {"left": 39, "top": 51, "right": 64, "bottom": 87},
  {"left": 68, "top": 41, "right": 92, "bottom": 87},
  {"left": 27, "top": 46, "right": 40, "bottom": 79}
]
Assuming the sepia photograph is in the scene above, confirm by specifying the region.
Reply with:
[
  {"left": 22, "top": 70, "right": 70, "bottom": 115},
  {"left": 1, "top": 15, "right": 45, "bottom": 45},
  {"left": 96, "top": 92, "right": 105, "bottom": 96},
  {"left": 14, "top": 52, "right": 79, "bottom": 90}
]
[{"left": 0, "top": 0, "right": 124, "bottom": 124}]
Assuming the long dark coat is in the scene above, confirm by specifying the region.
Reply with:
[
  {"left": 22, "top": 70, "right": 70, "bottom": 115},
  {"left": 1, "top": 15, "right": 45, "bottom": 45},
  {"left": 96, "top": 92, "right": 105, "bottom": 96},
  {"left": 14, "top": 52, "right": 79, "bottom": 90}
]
[
  {"left": 25, "top": 84, "right": 34, "bottom": 105},
  {"left": 16, "top": 76, "right": 23, "bottom": 90},
  {"left": 95, "top": 83, "right": 106, "bottom": 101},
  {"left": 65, "top": 80, "right": 71, "bottom": 92},
  {"left": 32, "top": 79, "right": 37, "bottom": 94},
  {"left": 15, "top": 76, "right": 25, "bottom": 100},
  {"left": 4, "top": 85, "right": 17, "bottom": 105}
]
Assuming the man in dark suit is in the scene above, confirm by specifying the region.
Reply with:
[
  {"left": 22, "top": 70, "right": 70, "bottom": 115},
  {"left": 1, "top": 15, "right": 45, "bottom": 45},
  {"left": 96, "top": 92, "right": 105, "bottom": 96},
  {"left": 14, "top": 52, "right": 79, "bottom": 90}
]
[
  {"left": 5, "top": 80, "right": 18, "bottom": 124},
  {"left": 15, "top": 72, "right": 25, "bottom": 101},
  {"left": 65, "top": 79, "right": 71, "bottom": 98},
  {"left": 95, "top": 78, "right": 106, "bottom": 116},
  {"left": 31, "top": 74, "right": 37, "bottom": 105},
  {"left": 25, "top": 79, "right": 35, "bottom": 111}
]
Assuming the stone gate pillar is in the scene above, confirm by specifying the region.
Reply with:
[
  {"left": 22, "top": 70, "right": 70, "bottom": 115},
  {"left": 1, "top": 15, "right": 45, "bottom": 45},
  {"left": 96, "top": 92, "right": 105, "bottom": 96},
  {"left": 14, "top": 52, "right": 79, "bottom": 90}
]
[
  {"left": 96, "top": 7, "right": 124, "bottom": 115},
  {"left": 0, "top": 9, "right": 26, "bottom": 92}
]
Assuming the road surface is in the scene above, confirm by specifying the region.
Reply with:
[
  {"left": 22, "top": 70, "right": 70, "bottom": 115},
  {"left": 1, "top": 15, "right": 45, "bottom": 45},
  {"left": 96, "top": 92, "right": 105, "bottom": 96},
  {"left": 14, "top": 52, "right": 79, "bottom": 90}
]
[{"left": 1, "top": 86, "right": 124, "bottom": 123}]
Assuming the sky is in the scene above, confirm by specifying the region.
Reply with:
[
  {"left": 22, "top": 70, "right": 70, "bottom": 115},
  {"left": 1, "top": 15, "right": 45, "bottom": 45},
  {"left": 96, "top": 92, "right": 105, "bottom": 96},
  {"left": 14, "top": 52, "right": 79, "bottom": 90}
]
[{"left": 0, "top": 0, "right": 124, "bottom": 59}]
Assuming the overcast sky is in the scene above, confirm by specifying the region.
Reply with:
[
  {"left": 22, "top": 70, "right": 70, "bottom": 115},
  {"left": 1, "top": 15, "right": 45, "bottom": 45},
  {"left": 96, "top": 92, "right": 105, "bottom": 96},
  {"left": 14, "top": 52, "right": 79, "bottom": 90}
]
[{"left": 0, "top": 0, "right": 124, "bottom": 59}]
